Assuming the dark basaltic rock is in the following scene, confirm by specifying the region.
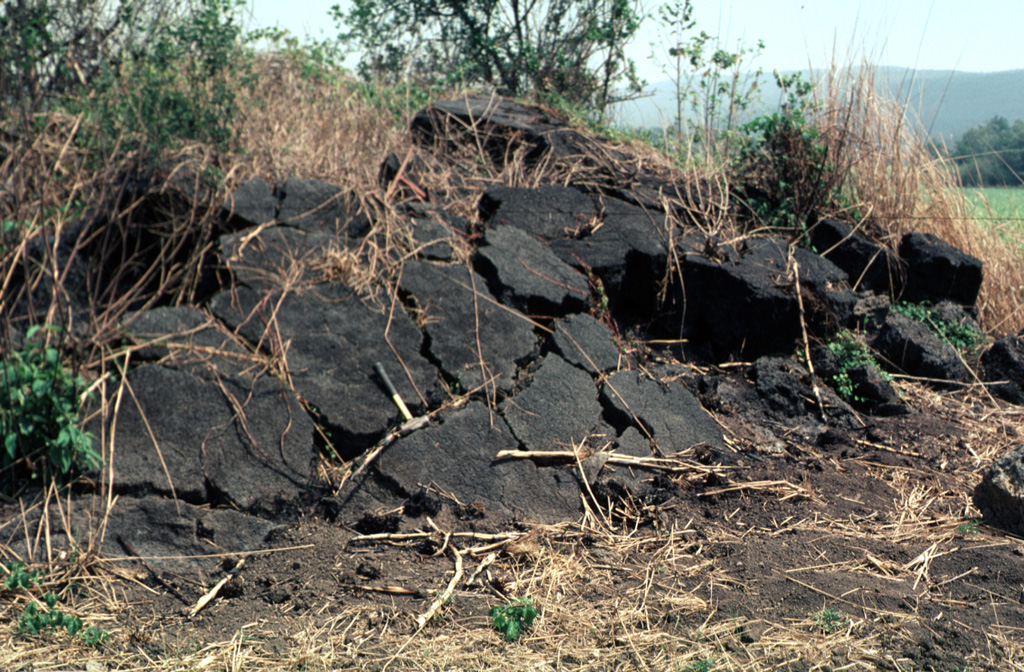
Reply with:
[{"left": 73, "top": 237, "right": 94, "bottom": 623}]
[
  {"left": 211, "top": 283, "right": 441, "bottom": 458},
  {"left": 600, "top": 370, "right": 724, "bottom": 454},
  {"left": 872, "top": 312, "right": 966, "bottom": 382},
  {"left": 501, "top": 354, "right": 602, "bottom": 452},
  {"left": 375, "top": 401, "right": 580, "bottom": 523},
  {"left": 550, "top": 313, "right": 622, "bottom": 375},
  {"left": 667, "top": 238, "right": 855, "bottom": 360},
  {"left": 399, "top": 259, "right": 537, "bottom": 393},
  {"left": 3, "top": 495, "right": 283, "bottom": 575},
  {"left": 473, "top": 225, "right": 590, "bottom": 317},
  {"left": 479, "top": 184, "right": 672, "bottom": 323},
  {"left": 219, "top": 225, "right": 341, "bottom": 292},
  {"left": 899, "top": 232, "right": 983, "bottom": 307},
  {"left": 974, "top": 443, "right": 1024, "bottom": 536},
  {"left": 981, "top": 332, "right": 1024, "bottom": 403},
  {"left": 808, "top": 217, "right": 902, "bottom": 296},
  {"left": 223, "top": 176, "right": 277, "bottom": 229},
  {"left": 478, "top": 185, "right": 597, "bottom": 241},
  {"left": 274, "top": 176, "right": 371, "bottom": 239},
  {"left": 126, "top": 305, "right": 250, "bottom": 379},
  {"left": 548, "top": 197, "right": 672, "bottom": 324},
  {"left": 808, "top": 346, "right": 905, "bottom": 416},
  {"left": 104, "top": 363, "right": 317, "bottom": 514},
  {"left": 412, "top": 97, "right": 623, "bottom": 169},
  {"left": 412, "top": 217, "right": 458, "bottom": 261}
]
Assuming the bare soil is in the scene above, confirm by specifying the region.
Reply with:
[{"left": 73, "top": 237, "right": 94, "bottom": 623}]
[{"left": 4, "top": 366, "right": 1021, "bottom": 672}]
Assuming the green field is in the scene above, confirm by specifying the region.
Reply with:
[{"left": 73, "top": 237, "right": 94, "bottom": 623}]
[{"left": 963, "top": 186, "right": 1024, "bottom": 225}]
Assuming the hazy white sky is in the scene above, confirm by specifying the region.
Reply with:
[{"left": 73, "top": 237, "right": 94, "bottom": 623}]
[{"left": 242, "top": 0, "right": 1023, "bottom": 81}]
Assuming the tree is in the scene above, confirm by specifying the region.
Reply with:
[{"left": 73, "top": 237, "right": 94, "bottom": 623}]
[
  {"left": 330, "top": 0, "right": 645, "bottom": 118},
  {"left": 954, "top": 116, "right": 1024, "bottom": 186}
]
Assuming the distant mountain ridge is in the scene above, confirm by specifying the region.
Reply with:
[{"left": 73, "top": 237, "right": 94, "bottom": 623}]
[{"left": 614, "top": 67, "right": 1024, "bottom": 142}]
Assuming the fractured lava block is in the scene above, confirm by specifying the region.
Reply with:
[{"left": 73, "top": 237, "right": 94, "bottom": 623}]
[
  {"left": 399, "top": 259, "right": 537, "bottom": 393},
  {"left": 376, "top": 402, "right": 580, "bottom": 523},
  {"left": 211, "top": 283, "right": 441, "bottom": 457}
]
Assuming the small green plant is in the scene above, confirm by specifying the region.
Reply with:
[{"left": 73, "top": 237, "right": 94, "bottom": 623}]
[
  {"left": 1, "top": 561, "right": 44, "bottom": 591},
  {"left": 956, "top": 519, "right": 982, "bottom": 536},
  {"left": 682, "top": 658, "right": 715, "bottom": 672},
  {"left": 813, "top": 606, "right": 846, "bottom": 634},
  {"left": 827, "top": 331, "right": 890, "bottom": 404},
  {"left": 891, "top": 302, "right": 985, "bottom": 354},
  {"left": 488, "top": 597, "right": 538, "bottom": 642},
  {"left": 4, "top": 562, "right": 109, "bottom": 645},
  {"left": 1, "top": 325, "right": 101, "bottom": 490}
]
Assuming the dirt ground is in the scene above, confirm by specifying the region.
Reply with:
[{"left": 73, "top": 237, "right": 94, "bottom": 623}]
[{"left": 2, "top": 362, "right": 1024, "bottom": 672}]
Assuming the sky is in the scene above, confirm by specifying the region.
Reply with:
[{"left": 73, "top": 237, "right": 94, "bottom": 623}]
[{"left": 243, "top": 0, "right": 1023, "bottom": 81}]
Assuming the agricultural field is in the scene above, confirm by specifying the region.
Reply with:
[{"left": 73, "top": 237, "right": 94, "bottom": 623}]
[{"left": 963, "top": 186, "right": 1024, "bottom": 228}]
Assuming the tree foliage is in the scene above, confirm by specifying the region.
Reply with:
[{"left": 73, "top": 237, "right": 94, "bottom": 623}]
[
  {"left": 954, "top": 116, "right": 1024, "bottom": 186},
  {"left": 331, "top": 0, "right": 645, "bottom": 116}
]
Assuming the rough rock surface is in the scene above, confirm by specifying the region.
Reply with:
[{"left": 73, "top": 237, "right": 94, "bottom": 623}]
[
  {"left": 501, "top": 354, "right": 602, "bottom": 452},
  {"left": 210, "top": 283, "right": 441, "bottom": 458},
  {"left": 974, "top": 443, "right": 1024, "bottom": 536},
  {"left": 872, "top": 312, "right": 966, "bottom": 382},
  {"left": 899, "top": 232, "right": 983, "bottom": 307},
  {"left": 808, "top": 217, "right": 901, "bottom": 296},
  {"left": 398, "top": 259, "right": 537, "bottom": 393},
  {"left": 473, "top": 225, "right": 590, "bottom": 317},
  {"left": 601, "top": 370, "right": 724, "bottom": 453},
  {"left": 668, "top": 238, "right": 855, "bottom": 359},
  {"left": 374, "top": 402, "right": 580, "bottom": 523},
  {"left": 104, "top": 363, "right": 316, "bottom": 513},
  {"left": 981, "top": 332, "right": 1024, "bottom": 403},
  {"left": 550, "top": 313, "right": 622, "bottom": 374}
]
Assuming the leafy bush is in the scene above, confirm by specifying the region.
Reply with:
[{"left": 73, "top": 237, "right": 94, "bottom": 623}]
[
  {"left": 66, "top": 0, "right": 252, "bottom": 155},
  {"left": 955, "top": 116, "right": 1024, "bottom": 187},
  {"left": 891, "top": 302, "right": 985, "bottom": 354},
  {"left": 489, "top": 597, "right": 538, "bottom": 641},
  {"left": 1, "top": 326, "right": 100, "bottom": 489},
  {"left": 827, "top": 331, "right": 889, "bottom": 404},
  {"left": 738, "top": 72, "right": 850, "bottom": 246}
]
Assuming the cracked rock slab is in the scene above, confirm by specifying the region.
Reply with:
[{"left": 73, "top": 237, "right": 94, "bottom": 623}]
[
  {"left": 399, "top": 260, "right": 537, "bottom": 393},
  {"left": 376, "top": 402, "right": 580, "bottom": 523},
  {"left": 601, "top": 370, "right": 723, "bottom": 453},
  {"left": 501, "top": 354, "right": 602, "bottom": 452},
  {"left": 211, "top": 283, "right": 441, "bottom": 458},
  {"left": 473, "top": 225, "right": 590, "bottom": 317},
  {"left": 104, "top": 363, "right": 317, "bottom": 514}
]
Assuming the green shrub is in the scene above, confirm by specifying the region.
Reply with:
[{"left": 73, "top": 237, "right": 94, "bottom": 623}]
[
  {"left": 488, "top": 597, "right": 538, "bottom": 641},
  {"left": 812, "top": 606, "right": 846, "bottom": 634},
  {"left": 1, "top": 325, "right": 100, "bottom": 490},
  {"left": 332, "top": 0, "right": 644, "bottom": 118},
  {"left": 891, "top": 302, "right": 985, "bottom": 354},
  {"left": 65, "top": 0, "right": 252, "bottom": 156},
  {"left": 738, "top": 72, "right": 850, "bottom": 247},
  {"left": 827, "top": 331, "right": 889, "bottom": 404}
]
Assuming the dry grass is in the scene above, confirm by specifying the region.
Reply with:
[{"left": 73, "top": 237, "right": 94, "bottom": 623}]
[{"left": 811, "top": 63, "right": 1024, "bottom": 335}]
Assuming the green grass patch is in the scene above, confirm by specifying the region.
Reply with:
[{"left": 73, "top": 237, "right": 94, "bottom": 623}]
[{"left": 963, "top": 186, "right": 1024, "bottom": 226}]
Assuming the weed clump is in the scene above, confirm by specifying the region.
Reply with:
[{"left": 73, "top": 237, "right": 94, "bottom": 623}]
[
  {"left": 826, "top": 331, "right": 890, "bottom": 404},
  {"left": 1, "top": 326, "right": 100, "bottom": 491},
  {"left": 1, "top": 561, "right": 109, "bottom": 646},
  {"left": 891, "top": 302, "right": 985, "bottom": 354},
  {"left": 489, "top": 597, "right": 538, "bottom": 641}
]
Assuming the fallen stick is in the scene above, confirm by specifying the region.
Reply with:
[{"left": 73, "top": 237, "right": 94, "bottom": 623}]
[
  {"left": 415, "top": 546, "right": 464, "bottom": 629},
  {"left": 190, "top": 558, "right": 245, "bottom": 618},
  {"left": 494, "top": 449, "right": 724, "bottom": 473}
]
